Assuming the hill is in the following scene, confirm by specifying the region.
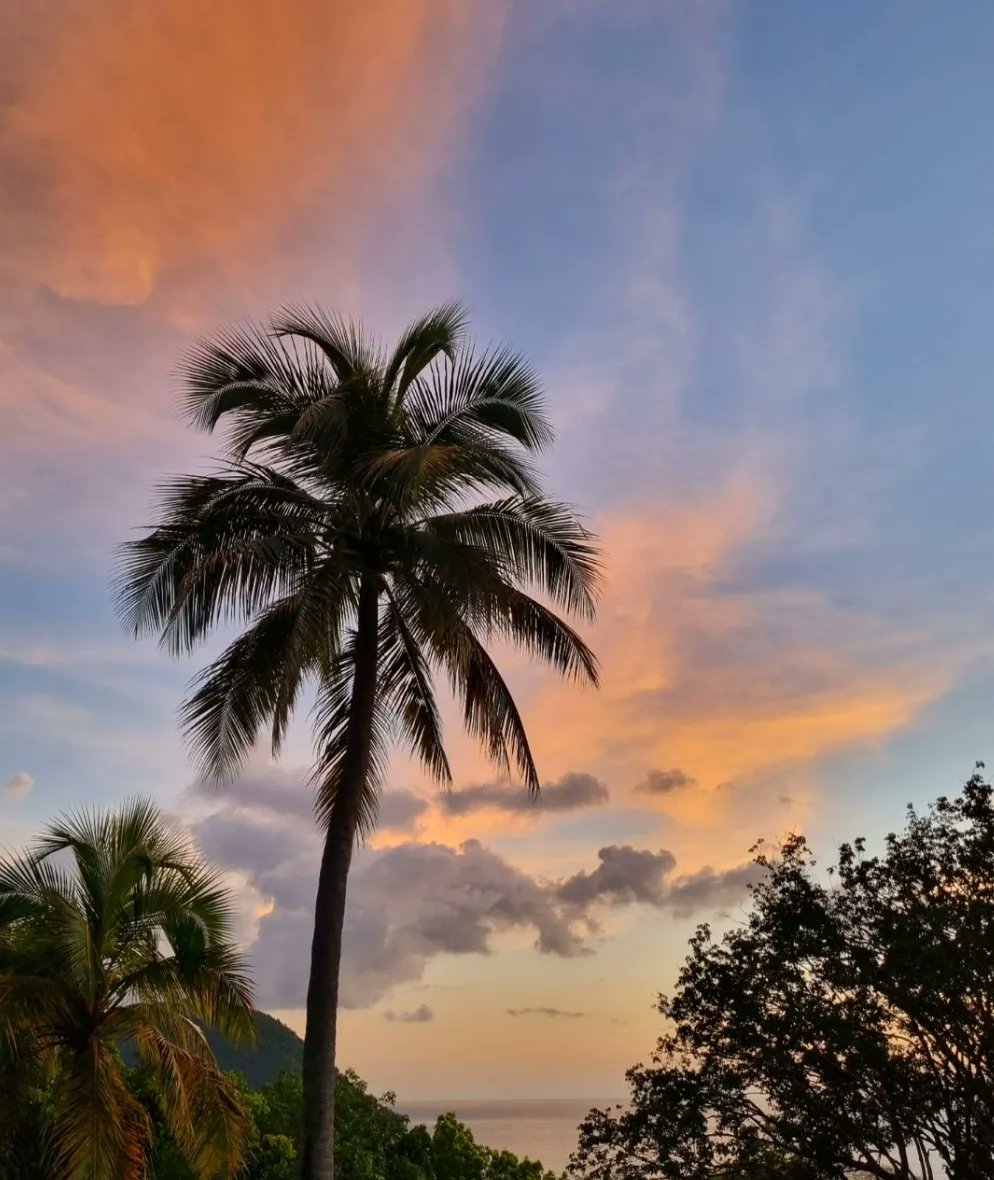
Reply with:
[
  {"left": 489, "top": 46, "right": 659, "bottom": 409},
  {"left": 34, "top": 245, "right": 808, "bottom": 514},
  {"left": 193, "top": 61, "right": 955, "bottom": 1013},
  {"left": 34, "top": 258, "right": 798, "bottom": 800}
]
[
  {"left": 122, "top": 1011, "right": 304, "bottom": 1089},
  {"left": 208, "top": 1011, "right": 304, "bottom": 1087}
]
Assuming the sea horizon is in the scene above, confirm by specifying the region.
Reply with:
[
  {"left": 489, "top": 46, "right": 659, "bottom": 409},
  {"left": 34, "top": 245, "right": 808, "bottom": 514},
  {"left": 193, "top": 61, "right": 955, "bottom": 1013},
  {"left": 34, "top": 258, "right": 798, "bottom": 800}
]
[{"left": 395, "top": 1096, "right": 626, "bottom": 1173}]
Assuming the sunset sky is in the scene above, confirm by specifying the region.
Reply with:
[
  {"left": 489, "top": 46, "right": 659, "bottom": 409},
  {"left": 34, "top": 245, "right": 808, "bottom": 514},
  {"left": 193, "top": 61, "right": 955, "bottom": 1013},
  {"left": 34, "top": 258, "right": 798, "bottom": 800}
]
[{"left": 4, "top": 1, "right": 994, "bottom": 1099}]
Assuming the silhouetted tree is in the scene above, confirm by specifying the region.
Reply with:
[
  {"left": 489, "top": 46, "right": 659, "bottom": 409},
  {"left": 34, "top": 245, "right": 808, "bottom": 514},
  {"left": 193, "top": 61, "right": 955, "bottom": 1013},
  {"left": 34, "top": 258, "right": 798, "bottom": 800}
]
[
  {"left": 116, "top": 303, "right": 600, "bottom": 1179},
  {"left": 572, "top": 770, "right": 994, "bottom": 1179}
]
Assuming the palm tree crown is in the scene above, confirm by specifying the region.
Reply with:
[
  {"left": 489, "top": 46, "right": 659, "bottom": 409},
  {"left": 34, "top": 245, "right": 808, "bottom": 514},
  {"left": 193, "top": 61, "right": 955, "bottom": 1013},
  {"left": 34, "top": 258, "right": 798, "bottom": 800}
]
[
  {"left": 116, "top": 302, "right": 600, "bottom": 826},
  {"left": 0, "top": 799, "right": 254, "bottom": 1179}
]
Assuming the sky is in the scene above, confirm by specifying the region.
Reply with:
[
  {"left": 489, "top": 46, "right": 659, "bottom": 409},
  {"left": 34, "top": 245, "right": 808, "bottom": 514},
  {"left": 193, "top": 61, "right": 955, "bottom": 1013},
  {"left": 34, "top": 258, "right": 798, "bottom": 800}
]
[{"left": 3, "top": 0, "right": 994, "bottom": 1099}]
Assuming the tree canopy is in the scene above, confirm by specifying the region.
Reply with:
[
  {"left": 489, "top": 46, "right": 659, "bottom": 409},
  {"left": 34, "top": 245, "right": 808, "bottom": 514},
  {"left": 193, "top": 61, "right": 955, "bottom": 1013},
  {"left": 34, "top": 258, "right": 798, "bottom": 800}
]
[{"left": 572, "top": 770, "right": 994, "bottom": 1180}]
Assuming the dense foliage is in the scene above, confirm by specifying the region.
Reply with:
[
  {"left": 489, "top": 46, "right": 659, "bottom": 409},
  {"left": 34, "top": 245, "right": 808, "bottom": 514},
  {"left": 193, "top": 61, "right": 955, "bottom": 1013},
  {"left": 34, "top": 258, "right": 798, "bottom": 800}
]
[
  {"left": 116, "top": 302, "right": 600, "bottom": 1178},
  {"left": 0, "top": 801, "right": 253, "bottom": 1180},
  {"left": 2, "top": 1062, "right": 560, "bottom": 1180},
  {"left": 572, "top": 771, "right": 994, "bottom": 1179},
  {"left": 155, "top": 1068, "right": 558, "bottom": 1180}
]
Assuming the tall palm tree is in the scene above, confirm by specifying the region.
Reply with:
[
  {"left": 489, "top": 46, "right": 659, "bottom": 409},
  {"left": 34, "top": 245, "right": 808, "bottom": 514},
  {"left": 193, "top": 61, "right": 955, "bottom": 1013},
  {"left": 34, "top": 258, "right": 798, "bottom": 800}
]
[
  {"left": 115, "top": 302, "right": 601, "bottom": 1179},
  {"left": 0, "top": 799, "right": 254, "bottom": 1179}
]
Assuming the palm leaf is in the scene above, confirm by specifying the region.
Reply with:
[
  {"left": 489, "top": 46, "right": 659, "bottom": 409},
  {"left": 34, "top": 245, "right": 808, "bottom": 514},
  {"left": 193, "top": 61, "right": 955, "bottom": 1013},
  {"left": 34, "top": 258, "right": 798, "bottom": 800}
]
[
  {"left": 379, "top": 586, "right": 452, "bottom": 787},
  {"left": 384, "top": 300, "right": 468, "bottom": 405},
  {"left": 405, "top": 343, "right": 555, "bottom": 452},
  {"left": 421, "top": 495, "right": 601, "bottom": 619}
]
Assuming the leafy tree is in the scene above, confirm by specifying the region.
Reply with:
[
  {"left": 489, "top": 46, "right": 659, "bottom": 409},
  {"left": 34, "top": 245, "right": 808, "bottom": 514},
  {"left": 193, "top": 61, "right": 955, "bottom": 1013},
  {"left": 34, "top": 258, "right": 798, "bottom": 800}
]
[
  {"left": 116, "top": 302, "right": 600, "bottom": 1178},
  {"left": 572, "top": 771, "right": 994, "bottom": 1180},
  {"left": 431, "top": 1113, "right": 489, "bottom": 1180},
  {"left": 0, "top": 800, "right": 254, "bottom": 1179},
  {"left": 430, "top": 1113, "right": 558, "bottom": 1180},
  {"left": 486, "top": 1148, "right": 559, "bottom": 1180}
]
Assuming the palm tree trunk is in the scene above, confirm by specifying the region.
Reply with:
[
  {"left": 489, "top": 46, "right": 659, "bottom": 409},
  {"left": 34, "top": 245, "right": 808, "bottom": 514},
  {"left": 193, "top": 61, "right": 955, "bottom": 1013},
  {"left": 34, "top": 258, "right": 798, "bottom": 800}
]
[{"left": 301, "top": 579, "right": 380, "bottom": 1180}]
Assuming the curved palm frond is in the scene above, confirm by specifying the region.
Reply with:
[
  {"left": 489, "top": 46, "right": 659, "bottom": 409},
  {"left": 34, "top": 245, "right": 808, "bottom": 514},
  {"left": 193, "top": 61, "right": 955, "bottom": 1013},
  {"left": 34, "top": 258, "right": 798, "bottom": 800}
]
[
  {"left": 272, "top": 304, "right": 379, "bottom": 385},
  {"left": 115, "top": 465, "right": 324, "bottom": 655},
  {"left": 310, "top": 632, "right": 394, "bottom": 836},
  {"left": 405, "top": 343, "right": 555, "bottom": 452},
  {"left": 396, "top": 575, "right": 540, "bottom": 791},
  {"left": 383, "top": 300, "right": 468, "bottom": 406},
  {"left": 363, "top": 435, "right": 541, "bottom": 511},
  {"left": 181, "top": 550, "right": 356, "bottom": 782},
  {"left": 485, "top": 582, "right": 600, "bottom": 685},
  {"left": 134, "top": 1022, "right": 246, "bottom": 1180},
  {"left": 378, "top": 586, "right": 452, "bottom": 788},
  {"left": 182, "top": 594, "right": 315, "bottom": 782},
  {"left": 182, "top": 322, "right": 314, "bottom": 431},
  {"left": 51, "top": 1042, "right": 151, "bottom": 1180},
  {"left": 420, "top": 495, "right": 601, "bottom": 619}
]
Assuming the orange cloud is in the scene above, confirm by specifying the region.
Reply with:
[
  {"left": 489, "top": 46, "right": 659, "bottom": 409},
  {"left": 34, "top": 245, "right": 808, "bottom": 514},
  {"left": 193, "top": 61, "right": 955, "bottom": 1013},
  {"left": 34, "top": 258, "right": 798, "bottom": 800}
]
[
  {"left": 2, "top": 0, "right": 503, "bottom": 304},
  {"left": 516, "top": 478, "right": 948, "bottom": 851},
  {"left": 0, "top": 1, "right": 504, "bottom": 560}
]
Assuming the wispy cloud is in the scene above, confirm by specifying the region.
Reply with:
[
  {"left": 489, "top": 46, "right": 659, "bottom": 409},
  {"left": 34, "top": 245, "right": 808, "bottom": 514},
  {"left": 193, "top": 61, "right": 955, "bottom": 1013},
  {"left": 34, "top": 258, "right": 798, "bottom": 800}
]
[
  {"left": 523, "top": 488, "right": 949, "bottom": 855},
  {"left": 4, "top": 771, "right": 34, "bottom": 799},
  {"left": 0, "top": 1, "right": 506, "bottom": 566},
  {"left": 1, "top": 0, "right": 504, "bottom": 306},
  {"left": 507, "top": 1007, "right": 585, "bottom": 1020}
]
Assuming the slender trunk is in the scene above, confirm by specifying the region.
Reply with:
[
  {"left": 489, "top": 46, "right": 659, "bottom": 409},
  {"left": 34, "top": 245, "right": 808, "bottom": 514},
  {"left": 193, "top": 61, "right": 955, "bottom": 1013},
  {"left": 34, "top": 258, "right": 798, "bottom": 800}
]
[{"left": 301, "top": 579, "right": 380, "bottom": 1180}]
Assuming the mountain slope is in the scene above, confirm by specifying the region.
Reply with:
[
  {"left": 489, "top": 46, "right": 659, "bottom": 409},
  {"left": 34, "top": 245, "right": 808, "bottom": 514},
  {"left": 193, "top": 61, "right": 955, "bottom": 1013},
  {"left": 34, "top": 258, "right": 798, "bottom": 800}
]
[{"left": 208, "top": 1011, "right": 304, "bottom": 1087}]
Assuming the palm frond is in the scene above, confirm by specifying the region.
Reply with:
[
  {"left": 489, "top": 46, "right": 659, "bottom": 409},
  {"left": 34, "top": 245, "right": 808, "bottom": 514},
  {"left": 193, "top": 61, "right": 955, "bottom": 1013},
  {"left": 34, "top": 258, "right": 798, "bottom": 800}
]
[
  {"left": 384, "top": 300, "right": 468, "bottom": 405},
  {"left": 114, "top": 464, "right": 323, "bottom": 652},
  {"left": 310, "top": 636, "right": 393, "bottom": 836},
  {"left": 379, "top": 585, "right": 452, "bottom": 787},
  {"left": 485, "top": 583, "right": 599, "bottom": 685},
  {"left": 182, "top": 322, "right": 307, "bottom": 427},
  {"left": 364, "top": 435, "right": 541, "bottom": 509},
  {"left": 180, "top": 593, "right": 317, "bottom": 782},
  {"left": 272, "top": 304, "right": 379, "bottom": 384},
  {"left": 405, "top": 344, "right": 555, "bottom": 452},
  {"left": 420, "top": 495, "right": 601, "bottom": 619},
  {"left": 51, "top": 1042, "right": 151, "bottom": 1180},
  {"left": 401, "top": 577, "right": 539, "bottom": 791},
  {"left": 136, "top": 1022, "right": 247, "bottom": 1179}
]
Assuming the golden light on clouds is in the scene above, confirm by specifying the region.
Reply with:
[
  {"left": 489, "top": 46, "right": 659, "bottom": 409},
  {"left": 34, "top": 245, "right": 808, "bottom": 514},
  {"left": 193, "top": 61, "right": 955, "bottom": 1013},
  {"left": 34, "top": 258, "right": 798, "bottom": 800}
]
[
  {"left": 2, "top": 0, "right": 503, "bottom": 304},
  {"left": 520, "top": 478, "right": 948, "bottom": 841},
  {"left": 365, "top": 473, "right": 949, "bottom": 876}
]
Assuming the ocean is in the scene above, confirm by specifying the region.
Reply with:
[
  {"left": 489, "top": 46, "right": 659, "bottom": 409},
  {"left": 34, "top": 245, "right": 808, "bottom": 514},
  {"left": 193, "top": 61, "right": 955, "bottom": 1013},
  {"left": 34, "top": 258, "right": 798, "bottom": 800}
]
[{"left": 395, "top": 1098, "right": 617, "bottom": 1174}]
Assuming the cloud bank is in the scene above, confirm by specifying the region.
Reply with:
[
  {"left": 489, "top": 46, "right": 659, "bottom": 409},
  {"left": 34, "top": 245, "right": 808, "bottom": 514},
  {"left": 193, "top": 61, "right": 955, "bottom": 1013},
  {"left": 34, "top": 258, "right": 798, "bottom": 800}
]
[{"left": 191, "top": 795, "right": 758, "bottom": 1010}]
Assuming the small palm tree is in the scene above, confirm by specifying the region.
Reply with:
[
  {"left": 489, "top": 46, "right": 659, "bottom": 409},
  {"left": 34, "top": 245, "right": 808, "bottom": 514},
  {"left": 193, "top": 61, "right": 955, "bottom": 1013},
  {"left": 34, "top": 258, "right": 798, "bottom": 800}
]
[
  {"left": 0, "top": 799, "right": 254, "bottom": 1179},
  {"left": 115, "top": 303, "right": 601, "bottom": 1179}
]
